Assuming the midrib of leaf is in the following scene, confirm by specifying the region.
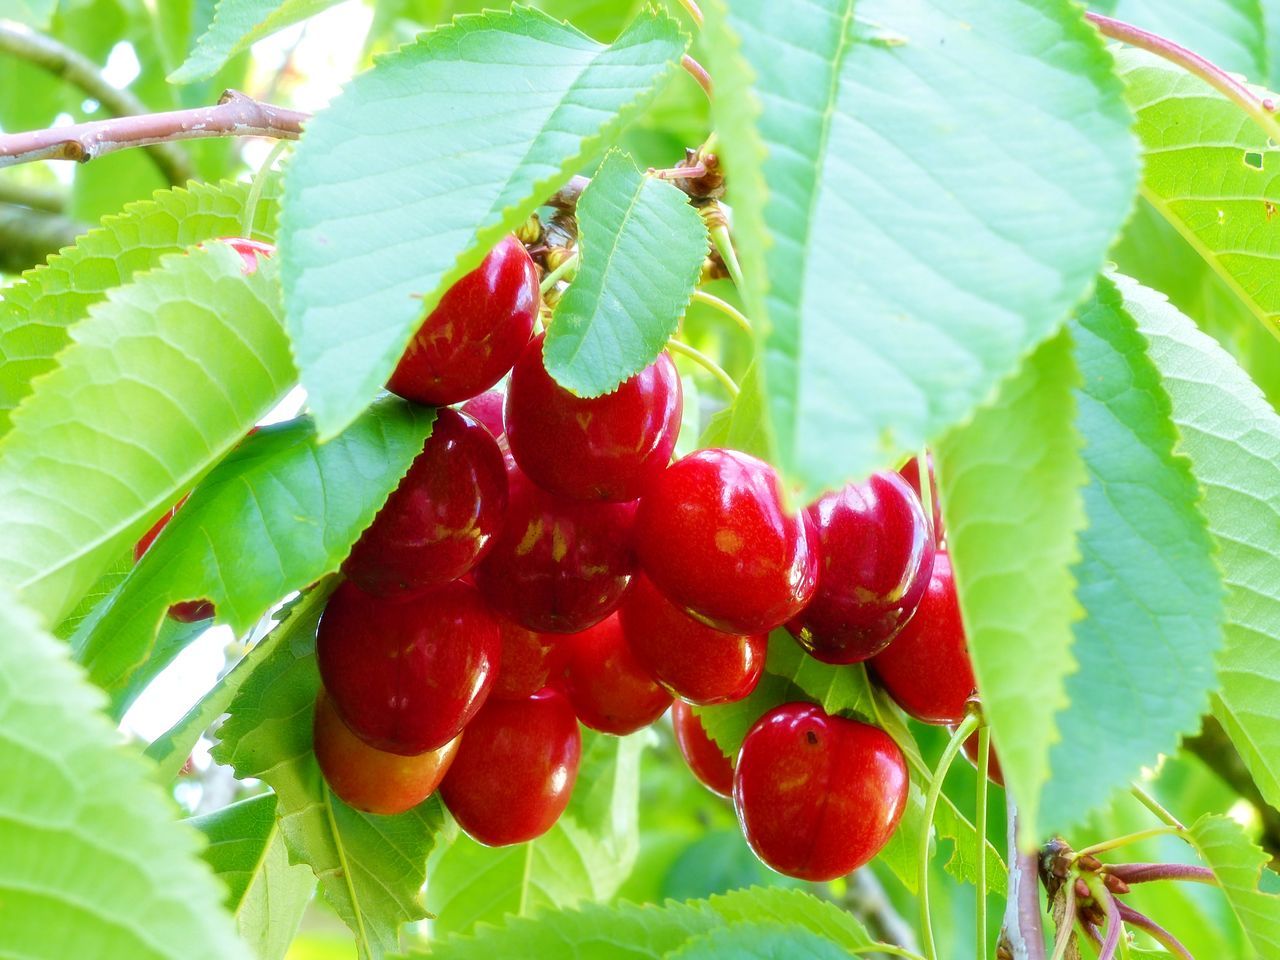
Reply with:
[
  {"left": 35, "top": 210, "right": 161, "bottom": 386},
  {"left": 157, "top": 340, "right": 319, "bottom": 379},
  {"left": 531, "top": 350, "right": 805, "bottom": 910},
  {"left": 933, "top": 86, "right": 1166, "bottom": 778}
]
[{"left": 323, "top": 781, "right": 372, "bottom": 958}]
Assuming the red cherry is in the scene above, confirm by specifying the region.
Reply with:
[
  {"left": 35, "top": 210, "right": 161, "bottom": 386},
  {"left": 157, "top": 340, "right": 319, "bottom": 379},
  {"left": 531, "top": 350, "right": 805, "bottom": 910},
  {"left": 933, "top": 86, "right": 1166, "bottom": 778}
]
[
  {"left": 216, "top": 237, "right": 275, "bottom": 274},
  {"left": 474, "top": 465, "right": 636, "bottom": 633},
  {"left": 871, "top": 553, "right": 975, "bottom": 725},
  {"left": 671, "top": 700, "right": 734, "bottom": 798},
  {"left": 134, "top": 497, "right": 215, "bottom": 623},
  {"left": 787, "top": 472, "right": 935, "bottom": 664},
  {"left": 489, "top": 614, "right": 566, "bottom": 701},
  {"left": 956, "top": 727, "right": 1004, "bottom": 787},
  {"left": 619, "top": 572, "right": 765, "bottom": 705},
  {"left": 313, "top": 691, "right": 458, "bottom": 815},
  {"left": 899, "top": 452, "right": 943, "bottom": 542},
  {"left": 733, "top": 703, "right": 908, "bottom": 881},
  {"left": 387, "top": 236, "right": 539, "bottom": 405},
  {"left": 459, "top": 389, "right": 506, "bottom": 443},
  {"left": 505, "top": 335, "right": 681, "bottom": 502},
  {"left": 560, "top": 613, "right": 671, "bottom": 735},
  {"left": 635, "top": 448, "right": 818, "bottom": 634},
  {"left": 440, "top": 688, "right": 581, "bottom": 846},
  {"left": 342, "top": 409, "right": 508, "bottom": 597},
  {"left": 316, "top": 579, "right": 500, "bottom": 755}
]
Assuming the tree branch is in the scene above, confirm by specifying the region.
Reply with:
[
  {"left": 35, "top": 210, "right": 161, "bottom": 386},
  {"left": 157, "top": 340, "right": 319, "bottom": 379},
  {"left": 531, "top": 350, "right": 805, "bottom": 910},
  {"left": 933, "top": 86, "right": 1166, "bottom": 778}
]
[
  {"left": 0, "top": 90, "right": 307, "bottom": 173},
  {"left": 1002, "top": 797, "right": 1048, "bottom": 960},
  {"left": 0, "top": 19, "right": 193, "bottom": 184},
  {"left": 0, "top": 203, "right": 87, "bottom": 273},
  {"left": 0, "top": 176, "right": 65, "bottom": 213}
]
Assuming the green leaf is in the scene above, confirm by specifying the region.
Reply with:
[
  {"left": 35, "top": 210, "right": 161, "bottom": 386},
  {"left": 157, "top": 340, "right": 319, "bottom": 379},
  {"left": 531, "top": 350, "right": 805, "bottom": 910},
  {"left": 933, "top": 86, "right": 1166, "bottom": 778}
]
[
  {"left": 544, "top": 148, "right": 706, "bottom": 397},
  {"left": 1114, "top": 46, "right": 1280, "bottom": 340},
  {"left": 1102, "top": 0, "right": 1268, "bottom": 78},
  {"left": 0, "top": 244, "right": 294, "bottom": 626},
  {"left": 1128, "top": 275, "right": 1280, "bottom": 822},
  {"left": 213, "top": 608, "right": 446, "bottom": 960},
  {"left": 172, "top": 0, "right": 344, "bottom": 82},
  {"left": 697, "top": 360, "right": 768, "bottom": 458},
  {"left": 71, "top": 399, "right": 433, "bottom": 713},
  {"left": 0, "top": 0, "right": 56, "bottom": 28},
  {"left": 665, "top": 923, "right": 851, "bottom": 960},
  {"left": 0, "top": 590, "right": 249, "bottom": 960},
  {"left": 1187, "top": 814, "right": 1280, "bottom": 956},
  {"left": 426, "top": 729, "right": 647, "bottom": 937},
  {"left": 281, "top": 6, "right": 686, "bottom": 438},
  {"left": 0, "top": 179, "right": 280, "bottom": 437},
  {"left": 701, "top": 0, "right": 1138, "bottom": 500},
  {"left": 936, "top": 330, "right": 1086, "bottom": 840},
  {"left": 190, "top": 793, "right": 316, "bottom": 960},
  {"left": 1041, "top": 276, "right": 1224, "bottom": 830}
]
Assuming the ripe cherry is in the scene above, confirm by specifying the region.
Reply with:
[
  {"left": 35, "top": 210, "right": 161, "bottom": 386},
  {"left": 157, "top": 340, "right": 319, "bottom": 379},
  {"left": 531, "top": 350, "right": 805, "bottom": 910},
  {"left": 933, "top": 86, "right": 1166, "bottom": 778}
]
[
  {"left": 134, "top": 498, "right": 214, "bottom": 623},
  {"left": 733, "top": 702, "right": 908, "bottom": 881},
  {"left": 316, "top": 579, "right": 500, "bottom": 755},
  {"left": 787, "top": 471, "right": 935, "bottom": 664},
  {"left": 474, "top": 465, "right": 636, "bottom": 633},
  {"left": 560, "top": 613, "right": 671, "bottom": 735},
  {"left": 956, "top": 727, "right": 1004, "bottom": 787},
  {"left": 387, "top": 236, "right": 539, "bottom": 406},
  {"left": 342, "top": 409, "right": 507, "bottom": 597},
  {"left": 899, "top": 452, "right": 943, "bottom": 543},
  {"left": 313, "top": 691, "right": 458, "bottom": 815},
  {"left": 440, "top": 688, "right": 581, "bottom": 846},
  {"left": 459, "top": 389, "right": 506, "bottom": 443},
  {"left": 671, "top": 700, "right": 734, "bottom": 798},
  {"left": 619, "top": 572, "right": 766, "bottom": 705},
  {"left": 871, "top": 553, "right": 975, "bottom": 725},
  {"left": 489, "top": 614, "right": 566, "bottom": 701},
  {"left": 505, "top": 335, "right": 681, "bottom": 502},
  {"left": 635, "top": 448, "right": 818, "bottom": 634}
]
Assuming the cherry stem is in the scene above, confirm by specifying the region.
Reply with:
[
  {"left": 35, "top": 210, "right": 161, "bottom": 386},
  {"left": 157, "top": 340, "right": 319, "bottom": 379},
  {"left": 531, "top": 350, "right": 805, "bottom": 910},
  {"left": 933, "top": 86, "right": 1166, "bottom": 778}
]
[
  {"left": 1106, "top": 862, "right": 1216, "bottom": 886},
  {"left": 915, "top": 450, "right": 935, "bottom": 542},
  {"left": 673, "top": 0, "right": 704, "bottom": 26},
  {"left": 920, "top": 712, "right": 980, "bottom": 960},
  {"left": 975, "top": 724, "right": 991, "bottom": 960},
  {"left": 1075, "top": 825, "right": 1183, "bottom": 859},
  {"left": 1082, "top": 873, "right": 1123, "bottom": 960},
  {"left": 690, "top": 290, "right": 753, "bottom": 336},
  {"left": 650, "top": 160, "right": 708, "bottom": 181},
  {"left": 681, "top": 54, "right": 713, "bottom": 98},
  {"left": 1129, "top": 782, "right": 1184, "bottom": 829},
  {"left": 1085, "top": 12, "right": 1280, "bottom": 142},
  {"left": 539, "top": 251, "right": 579, "bottom": 294},
  {"left": 242, "top": 139, "right": 290, "bottom": 237},
  {"left": 709, "top": 219, "right": 746, "bottom": 292},
  {"left": 1114, "top": 902, "right": 1195, "bottom": 959},
  {"left": 1048, "top": 875, "right": 1077, "bottom": 960},
  {"left": 666, "top": 339, "right": 740, "bottom": 398}
]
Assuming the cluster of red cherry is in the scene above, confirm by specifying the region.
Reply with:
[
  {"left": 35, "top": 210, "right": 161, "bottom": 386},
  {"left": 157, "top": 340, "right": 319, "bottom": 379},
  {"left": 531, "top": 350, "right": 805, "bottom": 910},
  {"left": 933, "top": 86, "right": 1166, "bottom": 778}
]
[{"left": 136, "top": 235, "right": 991, "bottom": 882}]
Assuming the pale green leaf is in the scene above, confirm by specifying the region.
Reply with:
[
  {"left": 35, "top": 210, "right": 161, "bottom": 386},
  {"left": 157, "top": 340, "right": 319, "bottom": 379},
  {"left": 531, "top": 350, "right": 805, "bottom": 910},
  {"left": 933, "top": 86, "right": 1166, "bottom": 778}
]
[
  {"left": 1101, "top": 0, "right": 1267, "bottom": 78},
  {"left": 71, "top": 400, "right": 433, "bottom": 713},
  {"left": 702, "top": 0, "right": 1137, "bottom": 500},
  {"left": 0, "top": 245, "right": 294, "bottom": 625},
  {"left": 1042, "top": 276, "right": 1224, "bottom": 830},
  {"left": 545, "top": 148, "right": 706, "bottom": 397},
  {"left": 0, "top": 590, "right": 249, "bottom": 960},
  {"left": 664, "top": 924, "right": 850, "bottom": 960},
  {"left": 1187, "top": 814, "right": 1280, "bottom": 956},
  {"left": 190, "top": 793, "right": 316, "bottom": 960},
  {"left": 214, "top": 611, "right": 446, "bottom": 960},
  {"left": 1128, "top": 274, "right": 1280, "bottom": 822},
  {"left": 936, "top": 330, "right": 1086, "bottom": 840},
  {"left": 0, "top": 179, "right": 280, "bottom": 436},
  {"left": 172, "top": 0, "right": 343, "bottom": 82},
  {"left": 281, "top": 7, "right": 686, "bottom": 437},
  {"left": 0, "top": 0, "right": 55, "bottom": 28}
]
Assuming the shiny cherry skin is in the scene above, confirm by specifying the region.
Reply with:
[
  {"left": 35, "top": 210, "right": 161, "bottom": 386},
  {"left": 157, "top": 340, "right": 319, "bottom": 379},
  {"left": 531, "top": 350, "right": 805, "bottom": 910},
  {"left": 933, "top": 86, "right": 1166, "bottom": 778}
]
[
  {"left": 871, "top": 553, "right": 975, "bottom": 725},
  {"left": 440, "top": 688, "right": 581, "bottom": 846},
  {"left": 899, "top": 452, "right": 943, "bottom": 543},
  {"left": 388, "top": 235, "right": 539, "bottom": 405},
  {"left": 560, "top": 613, "right": 672, "bottom": 735},
  {"left": 489, "top": 613, "right": 566, "bottom": 701},
  {"left": 216, "top": 237, "right": 274, "bottom": 274},
  {"left": 342, "top": 409, "right": 508, "bottom": 597},
  {"left": 313, "top": 692, "right": 458, "bottom": 815},
  {"left": 474, "top": 465, "right": 637, "bottom": 633},
  {"left": 635, "top": 448, "right": 818, "bottom": 634},
  {"left": 460, "top": 389, "right": 507, "bottom": 443},
  {"left": 787, "top": 471, "right": 935, "bottom": 664},
  {"left": 619, "top": 572, "right": 766, "bottom": 705},
  {"left": 733, "top": 703, "right": 908, "bottom": 881},
  {"left": 134, "top": 497, "right": 215, "bottom": 623},
  {"left": 505, "top": 335, "right": 682, "bottom": 502},
  {"left": 671, "top": 700, "right": 734, "bottom": 798},
  {"left": 316, "top": 579, "right": 500, "bottom": 755},
  {"left": 956, "top": 727, "right": 1004, "bottom": 787}
]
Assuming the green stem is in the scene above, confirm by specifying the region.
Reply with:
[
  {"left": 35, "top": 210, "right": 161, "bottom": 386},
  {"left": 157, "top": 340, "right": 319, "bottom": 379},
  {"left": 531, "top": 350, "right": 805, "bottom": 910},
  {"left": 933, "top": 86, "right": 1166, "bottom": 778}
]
[
  {"left": 915, "top": 449, "right": 934, "bottom": 541},
  {"left": 1129, "top": 782, "right": 1183, "bottom": 829},
  {"left": 975, "top": 724, "right": 991, "bottom": 960},
  {"left": 709, "top": 220, "right": 745, "bottom": 292},
  {"left": 690, "top": 289, "right": 752, "bottom": 336},
  {"left": 920, "top": 712, "right": 981, "bottom": 960},
  {"left": 242, "top": 139, "right": 289, "bottom": 237},
  {"left": 667, "top": 339, "right": 739, "bottom": 399},
  {"left": 1076, "top": 826, "right": 1183, "bottom": 859},
  {"left": 540, "top": 251, "right": 579, "bottom": 294}
]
